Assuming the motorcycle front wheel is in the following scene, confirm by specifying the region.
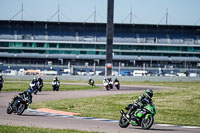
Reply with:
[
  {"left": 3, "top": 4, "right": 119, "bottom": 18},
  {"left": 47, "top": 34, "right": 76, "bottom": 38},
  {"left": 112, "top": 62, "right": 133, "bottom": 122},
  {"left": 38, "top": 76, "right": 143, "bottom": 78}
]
[
  {"left": 16, "top": 103, "right": 26, "bottom": 115},
  {"left": 116, "top": 85, "right": 120, "bottom": 90},
  {"left": 141, "top": 114, "right": 154, "bottom": 130},
  {"left": 34, "top": 90, "right": 38, "bottom": 95},
  {"left": 119, "top": 116, "right": 130, "bottom": 128},
  {"left": 7, "top": 103, "right": 13, "bottom": 114},
  {"left": 105, "top": 86, "right": 110, "bottom": 91}
]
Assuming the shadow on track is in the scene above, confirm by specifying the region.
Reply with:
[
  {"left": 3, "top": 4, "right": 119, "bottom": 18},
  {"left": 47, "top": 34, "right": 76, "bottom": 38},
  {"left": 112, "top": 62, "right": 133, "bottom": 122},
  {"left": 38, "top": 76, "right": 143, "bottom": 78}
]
[
  {"left": 131, "top": 127, "right": 182, "bottom": 132},
  {"left": 22, "top": 114, "right": 49, "bottom": 117}
]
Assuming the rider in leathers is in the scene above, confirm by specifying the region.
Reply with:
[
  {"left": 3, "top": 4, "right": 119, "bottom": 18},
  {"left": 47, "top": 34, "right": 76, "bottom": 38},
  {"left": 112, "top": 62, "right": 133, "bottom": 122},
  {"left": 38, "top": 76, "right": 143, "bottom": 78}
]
[
  {"left": 37, "top": 77, "right": 43, "bottom": 92},
  {"left": 0, "top": 74, "right": 4, "bottom": 92},
  {"left": 12, "top": 90, "right": 32, "bottom": 112},
  {"left": 126, "top": 89, "right": 153, "bottom": 123},
  {"left": 88, "top": 77, "right": 95, "bottom": 87},
  {"left": 30, "top": 77, "right": 39, "bottom": 92},
  {"left": 52, "top": 76, "right": 60, "bottom": 91}
]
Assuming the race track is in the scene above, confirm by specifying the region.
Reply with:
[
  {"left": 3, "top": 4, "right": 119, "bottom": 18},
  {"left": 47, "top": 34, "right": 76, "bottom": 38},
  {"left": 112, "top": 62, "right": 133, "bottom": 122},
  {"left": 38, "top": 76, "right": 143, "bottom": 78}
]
[{"left": 0, "top": 84, "right": 199, "bottom": 133}]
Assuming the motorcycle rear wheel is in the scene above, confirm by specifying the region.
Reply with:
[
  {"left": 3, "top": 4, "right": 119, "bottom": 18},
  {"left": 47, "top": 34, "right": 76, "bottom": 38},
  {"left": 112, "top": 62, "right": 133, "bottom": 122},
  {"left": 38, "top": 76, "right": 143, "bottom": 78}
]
[
  {"left": 141, "top": 115, "right": 154, "bottom": 130},
  {"left": 119, "top": 116, "right": 130, "bottom": 128},
  {"left": 16, "top": 103, "right": 26, "bottom": 115}
]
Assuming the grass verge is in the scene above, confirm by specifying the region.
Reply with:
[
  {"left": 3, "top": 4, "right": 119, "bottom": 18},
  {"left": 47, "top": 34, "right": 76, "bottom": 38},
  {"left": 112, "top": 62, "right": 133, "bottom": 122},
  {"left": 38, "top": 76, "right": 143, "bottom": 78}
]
[
  {"left": 2, "top": 82, "right": 100, "bottom": 92},
  {"left": 30, "top": 81, "right": 200, "bottom": 126},
  {"left": 0, "top": 125, "right": 100, "bottom": 133}
]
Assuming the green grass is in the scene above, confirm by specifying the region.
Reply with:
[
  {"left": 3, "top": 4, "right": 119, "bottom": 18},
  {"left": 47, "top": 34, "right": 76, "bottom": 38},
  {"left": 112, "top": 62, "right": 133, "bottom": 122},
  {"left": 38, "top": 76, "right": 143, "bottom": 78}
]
[
  {"left": 30, "top": 81, "right": 200, "bottom": 126},
  {"left": 2, "top": 81, "right": 100, "bottom": 92},
  {"left": 121, "top": 81, "right": 200, "bottom": 88},
  {"left": 0, "top": 125, "right": 100, "bottom": 133}
]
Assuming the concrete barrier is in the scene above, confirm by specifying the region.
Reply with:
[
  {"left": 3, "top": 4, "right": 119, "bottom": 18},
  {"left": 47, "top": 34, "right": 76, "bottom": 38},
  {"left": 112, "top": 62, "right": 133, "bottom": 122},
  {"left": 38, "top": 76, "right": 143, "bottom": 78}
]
[{"left": 3, "top": 75, "right": 200, "bottom": 82}]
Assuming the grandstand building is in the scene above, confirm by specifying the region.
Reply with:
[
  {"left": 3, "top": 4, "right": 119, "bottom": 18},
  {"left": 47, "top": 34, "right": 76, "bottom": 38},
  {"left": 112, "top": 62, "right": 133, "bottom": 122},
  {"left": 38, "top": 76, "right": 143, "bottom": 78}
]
[{"left": 0, "top": 20, "right": 200, "bottom": 70}]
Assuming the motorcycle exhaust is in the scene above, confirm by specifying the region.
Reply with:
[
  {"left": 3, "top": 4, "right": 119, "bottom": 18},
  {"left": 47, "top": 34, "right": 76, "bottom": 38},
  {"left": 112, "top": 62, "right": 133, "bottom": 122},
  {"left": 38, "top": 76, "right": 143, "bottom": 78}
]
[
  {"left": 120, "top": 109, "right": 124, "bottom": 115},
  {"left": 120, "top": 109, "right": 130, "bottom": 121}
]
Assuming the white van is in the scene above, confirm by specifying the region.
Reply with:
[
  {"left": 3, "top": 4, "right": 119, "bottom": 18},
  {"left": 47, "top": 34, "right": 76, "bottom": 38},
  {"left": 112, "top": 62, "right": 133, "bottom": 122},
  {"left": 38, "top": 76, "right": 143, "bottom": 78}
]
[
  {"left": 133, "top": 70, "right": 148, "bottom": 76},
  {"left": 177, "top": 72, "right": 186, "bottom": 77},
  {"left": 188, "top": 73, "right": 197, "bottom": 77}
]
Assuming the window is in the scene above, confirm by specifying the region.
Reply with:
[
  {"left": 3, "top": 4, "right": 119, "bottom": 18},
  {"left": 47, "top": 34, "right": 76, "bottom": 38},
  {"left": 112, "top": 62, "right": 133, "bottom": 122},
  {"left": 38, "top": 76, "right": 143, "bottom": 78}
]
[
  {"left": 0, "top": 42, "right": 9, "bottom": 47},
  {"left": 36, "top": 43, "right": 44, "bottom": 47},
  {"left": 49, "top": 43, "right": 57, "bottom": 48}
]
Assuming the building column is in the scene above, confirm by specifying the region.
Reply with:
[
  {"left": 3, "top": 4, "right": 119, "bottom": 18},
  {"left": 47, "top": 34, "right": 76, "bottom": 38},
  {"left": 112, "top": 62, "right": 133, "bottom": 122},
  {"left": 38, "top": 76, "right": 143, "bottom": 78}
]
[{"left": 106, "top": 0, "right": 114, "bottom": 76}]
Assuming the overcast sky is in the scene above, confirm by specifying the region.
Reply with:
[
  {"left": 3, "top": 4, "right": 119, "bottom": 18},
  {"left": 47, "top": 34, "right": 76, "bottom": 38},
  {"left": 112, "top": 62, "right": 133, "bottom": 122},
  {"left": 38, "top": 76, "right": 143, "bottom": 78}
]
[{"left": 0, "top": 0, "right": 200, "bottom": 25}]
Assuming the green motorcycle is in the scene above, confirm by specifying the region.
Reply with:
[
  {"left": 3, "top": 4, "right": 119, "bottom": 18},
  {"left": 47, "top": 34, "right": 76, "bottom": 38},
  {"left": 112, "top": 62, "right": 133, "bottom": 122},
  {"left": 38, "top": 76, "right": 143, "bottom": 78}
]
[{"left": 119, "top": 99, "right": 156, "bottom": 130}]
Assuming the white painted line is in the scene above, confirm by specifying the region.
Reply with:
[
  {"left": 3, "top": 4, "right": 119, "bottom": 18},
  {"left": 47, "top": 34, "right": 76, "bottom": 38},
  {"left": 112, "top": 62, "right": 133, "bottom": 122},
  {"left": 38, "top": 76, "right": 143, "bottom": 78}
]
[{"left": 155, "top": 124, "right": 200, "bottom": 129}]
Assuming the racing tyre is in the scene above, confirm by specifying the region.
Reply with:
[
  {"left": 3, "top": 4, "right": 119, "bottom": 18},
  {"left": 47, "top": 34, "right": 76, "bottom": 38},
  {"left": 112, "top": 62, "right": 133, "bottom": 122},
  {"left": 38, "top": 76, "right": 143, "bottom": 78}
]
[
  {"left": 141, "top": 114, "right": 154, "bottom": 130},
  {"left": 116, "top": 86, "right": 120, "bottom": 90},
  {"left": 119, "top": 116, "right": 130, "bottom": 128},
  {"left": 16, "top": 103, "right": 26, "bottom": 115},
  {"left": 105, "top": 86, "right": 110, "bottom": 91},
  {"left": 7, "top": 103, "right": 13, "bottom": 114}
]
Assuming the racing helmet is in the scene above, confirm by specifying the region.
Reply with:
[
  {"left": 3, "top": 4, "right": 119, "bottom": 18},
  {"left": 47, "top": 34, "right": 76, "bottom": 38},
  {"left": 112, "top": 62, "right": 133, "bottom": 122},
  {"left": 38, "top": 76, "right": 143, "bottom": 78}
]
[
  {"left": 27, "top": 88, "right": 33, "bottom": 94},
  {"left": 33, "top": 76, "right": 37, "bottom": 81},
  {"left": 144, "top": 89, "right": 153, "bottom": 99}
]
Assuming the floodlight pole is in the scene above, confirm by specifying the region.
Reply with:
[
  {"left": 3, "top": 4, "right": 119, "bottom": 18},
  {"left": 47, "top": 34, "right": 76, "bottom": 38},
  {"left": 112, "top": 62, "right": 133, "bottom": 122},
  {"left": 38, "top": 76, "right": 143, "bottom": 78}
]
[
  {"left": 21, "top": 4, "right": 23, "bottom": 21},
  {"left": 106, "top": 0, "right": 114, "bottom": 76}
]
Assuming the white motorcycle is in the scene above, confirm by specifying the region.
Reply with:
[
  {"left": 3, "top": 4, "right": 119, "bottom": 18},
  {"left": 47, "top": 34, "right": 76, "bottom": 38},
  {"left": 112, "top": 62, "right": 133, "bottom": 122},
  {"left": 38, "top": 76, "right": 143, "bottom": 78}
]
[
  {"left": 103, "top": 80, "right": 113, "bottom": 91},
  {"left": 52, "top": 81, "right": 60, "bottom": 91}
]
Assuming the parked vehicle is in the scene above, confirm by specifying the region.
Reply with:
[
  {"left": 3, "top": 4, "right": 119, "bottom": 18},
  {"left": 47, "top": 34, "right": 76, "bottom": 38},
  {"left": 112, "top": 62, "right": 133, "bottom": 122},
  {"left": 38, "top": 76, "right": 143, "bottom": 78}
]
[
  {"left": 120, "top": 70, "right": 133, "bottom": 76},
  {"left": 176, "top": 72, "right": 186, "bottom": 77},
  {"left": 3, "top": 69, "right": 17, "bottom": 76},
  {"left": 133, "top": 70, "right": 148, "bottom": 76},
  {"left": 41, "top": 68, "right": 58, "bottom": 75},
  {"left": 188, "top": 73, "right": 197, "bottom": 77}
]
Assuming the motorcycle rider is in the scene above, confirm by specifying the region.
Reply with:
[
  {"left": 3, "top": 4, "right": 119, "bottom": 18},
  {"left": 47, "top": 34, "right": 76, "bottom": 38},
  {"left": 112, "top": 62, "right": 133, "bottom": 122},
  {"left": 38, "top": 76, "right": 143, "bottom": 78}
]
[
  {"left": 108, "top": 78, "right": 113, "bottom": 89},
  {"left": 30, "top": 76, "right": 39, "bottom": 94},
  {"left": 126, "top": 89, "right": 153, "bottom": 123},
  {"left": 114, "top": 78, "right": 120, "bottom": 90},
  {"left": 114, "top": 78, "right": 120, "bottom": 85},
  {"left": 103, "top": 77, "right": 108, "bottom": 84},
  {"left": 103, "top": 77, "right": 113, "bottom": 90},
  {"left": 88, "top": 77, "right": 95, "bottom": 87},
  {"left": 114, "top": 78, "right": 119, "bottom": 83},
  {"left": 52, "top": 76, "right": 60, "bottom": 91},
  {"left": 0, "top": 74, "right": 4, "bottom": 92},
  {"left": 37, "top": 76, "right": 43, "bottom": 92},
  {"left": 12, "top": 89, "right": 33, "bottom": 112},
  {"left": 107, "top": 78, "right": 112, "bottom": 83}
]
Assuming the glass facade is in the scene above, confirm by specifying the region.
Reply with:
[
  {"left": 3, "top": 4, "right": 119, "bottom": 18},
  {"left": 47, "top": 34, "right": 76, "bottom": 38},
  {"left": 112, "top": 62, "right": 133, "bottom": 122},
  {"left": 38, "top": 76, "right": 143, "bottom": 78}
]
[{"left": 0, "top": 41, "right": 200, "bottom": 57}]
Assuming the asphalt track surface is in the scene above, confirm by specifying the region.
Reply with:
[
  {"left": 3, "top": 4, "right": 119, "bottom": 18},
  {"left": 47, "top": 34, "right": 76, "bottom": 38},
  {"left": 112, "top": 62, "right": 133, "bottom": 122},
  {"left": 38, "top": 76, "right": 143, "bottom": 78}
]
[{"left": 0, "top": 84, "right": 199, "bottom": 133}]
